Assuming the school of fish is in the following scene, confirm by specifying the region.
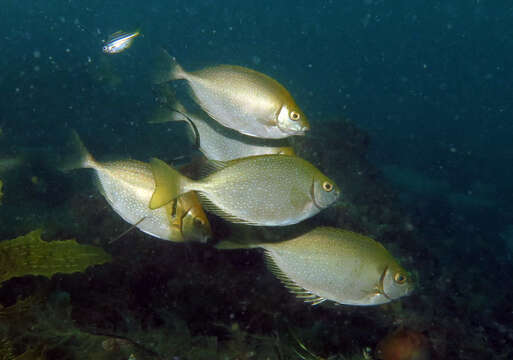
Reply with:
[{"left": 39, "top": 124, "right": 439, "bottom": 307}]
[{"left": 52, "top": 38, "right": 415, "bottom": 307}]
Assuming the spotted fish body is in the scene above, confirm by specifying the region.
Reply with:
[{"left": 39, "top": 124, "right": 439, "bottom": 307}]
[
  {"left": 262, "top": 227, "right": 414, "bottom": 306},
  {"left": 90, "top": 159, "right": 210, "bottom": 242},
  {"left": 218, "top": 227, "right": 415, "bottom": 306},
  {"left": 149, "top": 99, "right": 295, "bottom": 161},
  {"left": 92, "top": 159, "right": 175, "bottom": 239},
  {"left": 152, "top": 50, "right": 310, "bottom": 139},
  {"left": 68, "top": 133, "right": 211, "bottom": 243},
  {"left": 149, "top": 155, "right": 340, "bottom": 226}
]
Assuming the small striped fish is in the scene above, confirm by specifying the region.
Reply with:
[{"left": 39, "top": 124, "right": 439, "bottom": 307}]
[{"left": 102, "top": 30, "right": 140, "bottom": 54}]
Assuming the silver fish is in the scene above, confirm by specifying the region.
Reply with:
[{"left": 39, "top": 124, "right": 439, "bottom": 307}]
[
  {"left": 102, "top": 30, "right": 140, "bottom": 54},
  {"left": 218, "top": 227, "right": 415, "bottom": 306},
  {"left": 152, "top": 50, "right": 309, "bottom": 139},
  {"left": 149, "top": 155, "right": 340, "bottom": 226},
  {"left": 67, "top": 133, "right": 211, "bottom": 243},
  {"left": 149, "top": 99, "right": 296, "bottom": 161}
]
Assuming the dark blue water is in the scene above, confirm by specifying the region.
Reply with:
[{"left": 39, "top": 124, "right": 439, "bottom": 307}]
[{"left": 1, "top": 1, "right": 512, "bottom": 359}]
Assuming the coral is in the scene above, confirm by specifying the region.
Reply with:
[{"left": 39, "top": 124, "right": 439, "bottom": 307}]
[{"left": 0, "top": 229, "right": 111, "bottom": 286}]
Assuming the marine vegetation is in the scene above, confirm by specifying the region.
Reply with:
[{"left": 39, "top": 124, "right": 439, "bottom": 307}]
[{"left": 0, "top": 229, "right": 111, "bottom": 286}]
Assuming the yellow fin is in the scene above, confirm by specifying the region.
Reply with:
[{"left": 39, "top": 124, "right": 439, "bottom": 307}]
[
  {"left": 0, "top": 229, "right": 111, "bottom": 286},
  {"left": 149, "top": 158, "right": 189, "bottom": 210}
]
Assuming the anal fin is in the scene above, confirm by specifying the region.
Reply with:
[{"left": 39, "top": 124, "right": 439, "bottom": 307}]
[{"left": 263, "top": 251, "right": 326, "bottom": 306}]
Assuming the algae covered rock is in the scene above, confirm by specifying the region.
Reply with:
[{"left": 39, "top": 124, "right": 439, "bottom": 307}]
[{"left": 0, "top": 229, "right": 111, "bottom": 285}]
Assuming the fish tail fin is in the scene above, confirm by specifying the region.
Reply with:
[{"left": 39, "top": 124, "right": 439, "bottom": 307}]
[
  {"left": 59, "top": 130, "right": 96, "bottom": 172},
  {"left": 149, "top": 157, "right": 193, "bottom": 209},
  {"left": 152, "top": 49, "right": 186, "bottom": 84}
]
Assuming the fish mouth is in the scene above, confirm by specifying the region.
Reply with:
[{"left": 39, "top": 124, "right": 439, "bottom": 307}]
[{"left": 277, "top": 122, "right": 308, "bottom": 136}]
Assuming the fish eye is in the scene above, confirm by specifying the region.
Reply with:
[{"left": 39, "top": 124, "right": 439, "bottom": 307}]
[
  {"left": 290, "top": 111, "right": 301, "bottom": 121},
  {"left": 394, "top": 272, "right": 407, "bottom": 284},
  {"left": 322, "top": 181, "right": 333, "bottom": 192},
  {"left": 194, "top": 218, "right": 204, "bottom": 226}
]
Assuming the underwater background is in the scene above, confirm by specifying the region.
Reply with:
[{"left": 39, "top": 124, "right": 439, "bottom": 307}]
[{"left": 1, "top": 0, "right": 512, "bottom": 359}]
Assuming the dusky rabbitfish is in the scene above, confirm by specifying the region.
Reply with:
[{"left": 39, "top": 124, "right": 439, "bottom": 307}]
[
  {"left": 149, "top": 155, "right": 340, "bottom": 226},
  {"left": 68, "top": 133, "right": 211, "bottom": 243},
  {"left": 149, "top": 98, "right": 295, "bottom": 161},
  {"left": 218, "top": 227, "right": 414, "bottom": 306},
  {"left": 152, "top": 49, "right": 310, "bottom": 139}
]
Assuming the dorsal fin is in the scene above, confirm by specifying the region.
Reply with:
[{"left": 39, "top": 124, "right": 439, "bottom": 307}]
[
  {"left": 149, "top": 158, "right": 189, "bottom": 209},
  {"left": 198, "top": 159, "right": 228, "bottom": 178},
  {"left": 263, "top": 251, "right": 326, "bottom": 306},
  {"left": 108, "top": 30, "right": 126, "bottom": 40}
]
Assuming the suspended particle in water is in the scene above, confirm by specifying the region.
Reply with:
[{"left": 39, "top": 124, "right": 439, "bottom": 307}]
[{"left": 33, "top": 50, "right": 41, "bottom": 58}]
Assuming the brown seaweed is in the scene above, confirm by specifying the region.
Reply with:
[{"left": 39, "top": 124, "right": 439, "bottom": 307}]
[{"left": 0, "top": 229, "right": 111, "bottom": 286}]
